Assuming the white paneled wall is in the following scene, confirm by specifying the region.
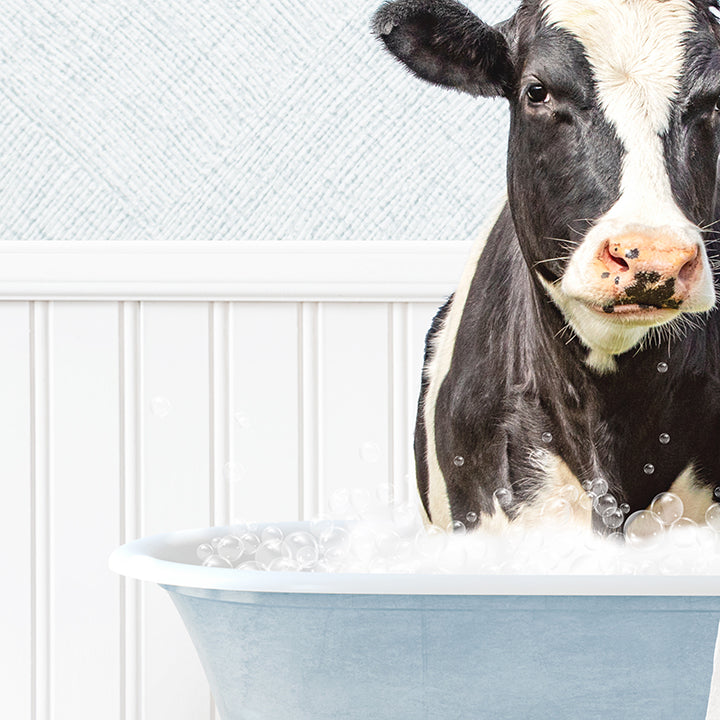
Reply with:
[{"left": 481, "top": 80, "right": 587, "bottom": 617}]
[{"left": 0, "top": 241, "right": 468, "bottom": 720}]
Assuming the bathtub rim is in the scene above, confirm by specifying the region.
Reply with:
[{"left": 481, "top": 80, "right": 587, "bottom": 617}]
[{"left": 108, "top": 522, "right": 720, "bottom": 596}]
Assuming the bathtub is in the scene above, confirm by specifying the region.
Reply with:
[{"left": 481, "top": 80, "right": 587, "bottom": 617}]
[{"left": 109, "top": 522, "right": 720, "bottom": 720}]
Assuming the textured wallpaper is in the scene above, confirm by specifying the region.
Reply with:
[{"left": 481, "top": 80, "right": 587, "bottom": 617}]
[{"left": 0, "top": 0, "right": 516, "bottom": 243}]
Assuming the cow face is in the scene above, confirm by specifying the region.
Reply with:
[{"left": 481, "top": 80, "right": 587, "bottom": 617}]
[{"left": 373, "top": 0, "right": 720, "bottom": 370}]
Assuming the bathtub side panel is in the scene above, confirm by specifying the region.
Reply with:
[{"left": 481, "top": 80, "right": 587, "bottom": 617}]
[{"left": 163, "top": 591, "right": 720, "bottom": 720}]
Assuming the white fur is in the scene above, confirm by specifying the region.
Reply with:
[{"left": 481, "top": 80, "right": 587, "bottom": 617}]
[
  {"left": 422, "top": 196, "right": 507, "bottom": 529},
  {"left": 666, "top": 463, "right": 714, "bottom": 523},
  {"left": 541, "top": 0, "right": 715, "bottom": 368}
]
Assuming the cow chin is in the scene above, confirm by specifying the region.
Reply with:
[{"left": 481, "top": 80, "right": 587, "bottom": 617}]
[{"left": 538, "top": 273, "right": 715, "bottom": 374}]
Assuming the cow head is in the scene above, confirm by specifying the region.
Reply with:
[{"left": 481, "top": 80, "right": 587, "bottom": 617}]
[{"left": 373, "top": 0, "right": 720, "bottom": 371}]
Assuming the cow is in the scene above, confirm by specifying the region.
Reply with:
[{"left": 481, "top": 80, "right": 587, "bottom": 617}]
[{"left": 372, "top": 0, "right": 720, "bottom": 533}]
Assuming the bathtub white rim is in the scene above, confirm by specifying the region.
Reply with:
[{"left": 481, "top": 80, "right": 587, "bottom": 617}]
[{"left": 108, "top": 524, "right": 720, "bottom": 596}]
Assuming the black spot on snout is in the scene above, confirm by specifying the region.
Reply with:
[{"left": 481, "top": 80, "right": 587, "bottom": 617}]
[
  {"left": 625, "top": 248, "right": 639, "bottom": 260},
  {"left": 620, "top": 272, "right": 679, "bottom": 308},
  {"left": 603, "top": 304, "right": 615, "bottom": 314},
  {"left": 601, "top": 272, "right": 610, "bottom": 279}
]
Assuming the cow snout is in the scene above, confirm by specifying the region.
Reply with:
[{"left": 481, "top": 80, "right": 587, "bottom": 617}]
[{"left": 595, "top": 231, "right": 701, "bottom": 310}]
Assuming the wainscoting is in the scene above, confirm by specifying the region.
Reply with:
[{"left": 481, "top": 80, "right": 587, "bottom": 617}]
[{"left": 0, "top": 240, "right": 469, "bottom": 720}]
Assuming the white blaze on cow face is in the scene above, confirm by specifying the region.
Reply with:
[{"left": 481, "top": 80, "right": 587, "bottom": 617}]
[{"left": 540, "top": 0, "right": 716, "bottom": 372}]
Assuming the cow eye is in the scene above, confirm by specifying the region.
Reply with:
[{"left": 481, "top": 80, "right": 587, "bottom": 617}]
[{"left": 526, "top": 83, "right": 549, "bottom": 104}]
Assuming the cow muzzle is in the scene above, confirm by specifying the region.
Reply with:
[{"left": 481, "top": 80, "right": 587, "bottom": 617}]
[
  {"left": 585, "top": 229, "right": 708, "bottom": 319},
  {"left": 589, "top": 231, "right": 703, "bottom": 314}
]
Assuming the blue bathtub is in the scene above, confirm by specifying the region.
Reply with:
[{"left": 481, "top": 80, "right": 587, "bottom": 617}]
[{"left": 109, "top": 523, "right": 720, "bottom": 720}]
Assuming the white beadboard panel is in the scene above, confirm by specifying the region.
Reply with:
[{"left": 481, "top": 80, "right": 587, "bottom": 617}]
[
  {"left": 390, "top": 303, "right": 411, "bottom": 505},
  {"left": 119, "top": 301, "right": 142, "bottom": 720},
  {"left": 31, "top": 302, "right": 51, "bottom": 720},
  {"left": 140, "top": 302, "right": 212, "bottom": 720},
  {"left": 319, "top": 303, "right": 391, "bottom": 514},
  {"left": 0, "top": 289, "right": 457, "bottom": 720},
  {"left": 0, "top": 241, "right": 469, "bottom": 301},
  {"left": 50, "top": 302, "right": 121, "bottom": 720},
  {"left": 0, "top": 303, "right": 31, "bottom": 719},
  {"left": 210, "top": 302, "right": 231, "bottom": 527},
  {"left": 300, "top": 303, "right": 321, "bottom": 521},
  {"left": 229, "top": 302, "right": 301, "bottom": 523}
]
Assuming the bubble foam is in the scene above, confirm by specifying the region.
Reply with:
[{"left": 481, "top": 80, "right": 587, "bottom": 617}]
[{"left": 198, "top": 500, "right": 720, "bottom": 576}]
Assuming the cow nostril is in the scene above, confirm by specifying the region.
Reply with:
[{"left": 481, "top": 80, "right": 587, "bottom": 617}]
[
  {"left": 601, "top": 244, "right": 630, "bottom": 274},
  {"left": 678, "top": 249, "right": 699, "bottom": 286}
]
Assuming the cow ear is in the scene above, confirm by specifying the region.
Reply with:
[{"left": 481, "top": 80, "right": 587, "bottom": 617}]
[{"left": 372, "top": 0, "right": 515, "bottom": 98}]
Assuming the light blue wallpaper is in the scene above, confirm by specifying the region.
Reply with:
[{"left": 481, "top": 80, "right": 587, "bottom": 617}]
[{"left": 0, "top": 0, "right": 516, "bottom": 242}]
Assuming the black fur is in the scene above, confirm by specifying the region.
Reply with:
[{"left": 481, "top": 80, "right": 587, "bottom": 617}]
[
  {"left": 372, "top": 0, "right": 514, "bottom": 96},
  {"left": 375, "top": 0, "right": 720, "bottom": 531}
]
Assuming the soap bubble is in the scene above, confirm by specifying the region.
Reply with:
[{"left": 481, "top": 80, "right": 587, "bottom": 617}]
[
  {"left": 150, "top": 396, "right": 172, "bottom": 418},
  {"left": 447, "top": 520, "right": 467, "bottom": 535},
  {"left": 233, "top": 412, "right": 251, "bottom": 428},
  {"left": 624, "top": 510, "right": 664, "bottom": 549},
  {"left": 202, "top": 555, "right": 233, "bottom": 568},
  {"left": 282, "top": 531, "right": 320, "bottom": 569},
  {"left": 590, "top": 478, "right": 609, "bottom": 496},
  {"left": 576, "top": 492, "right": 594, "bottom": 512},
  {"left": 659, "top": 433, "right": 670, "bottom": 445},
  {"left": 643, "top": 464, "right": 655, "bottom": 475},
  {"left": 236, "top": 561, "right": 264, "bottom": 571},
  {"left": 715, "top": 487, "right": 720, "bottom": 499},
  {"left": 706, "top": 504, "right": 720, "bottom": 533},
  {"left": 593, "top": 493, "right": 617, "bottom": 516},
  {"left": 310, "top": 517, "right": 334, "bottom": 538},
  {"left": 196, "top": 543, "right": 214, "bottom": 562},
  {"left": 453, "top": 456, "right": 465, "bottom": 467},
  {"left": 541, "top": 432, "right": 553, "bottom": 444},
  {"left": 668, "top": 517, "right": 700, "bottom": 548},
  {"left": 261, "top": 526, "right": 284, "bottom": 543},
  {"left": 650, "top": 493, "right": 684, "bottom": 526},
  {"left": 217, "top": 535, "right": 243, "bottom": 562},
  {"left": 318, "top": 524, "right": 350, "bottom": 551},
  {"left": 238, "top": 531, "right": 260, "bottom": 556},
  {"left": 620, "top": 503, "right": 630, "bottom": 515},
  {"left": 466, "top": 511, "right": 478, "bottom": 525},
  {"left": 602, "top": 509, "right": 624, "bottom": 529},
  {"left": 657, "top": 362, "right": 668, "bottom": 373},
  {"left": 493, "top": 487, "right": 513, "bottom": 509},
  {"left": 359, "top": 441, "right": 381, "bottom": 464},
  {"left": 255, "top": 539, "right": 283, "bottom": 568},
  {"left": 267, "top": 557, "right": 298, "bottom": 572}
]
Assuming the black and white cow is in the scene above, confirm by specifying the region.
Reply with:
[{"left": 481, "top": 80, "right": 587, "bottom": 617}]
[{"left": 373, "top": 0, "right": 720, "bottom": 532}]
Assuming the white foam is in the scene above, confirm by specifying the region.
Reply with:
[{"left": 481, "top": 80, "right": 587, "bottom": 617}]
[{"left": 201, "top": 495, "right": 720, "bottom": 576}]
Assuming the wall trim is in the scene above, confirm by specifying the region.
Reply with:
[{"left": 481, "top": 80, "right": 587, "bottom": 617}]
[{"left": 0, "top": 241, "right": 472, "bottom": 301}]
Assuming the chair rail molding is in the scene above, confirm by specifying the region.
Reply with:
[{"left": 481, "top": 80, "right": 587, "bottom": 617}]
[{"left": 0, "top": 241, "right": 472, "bottom": 302}]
